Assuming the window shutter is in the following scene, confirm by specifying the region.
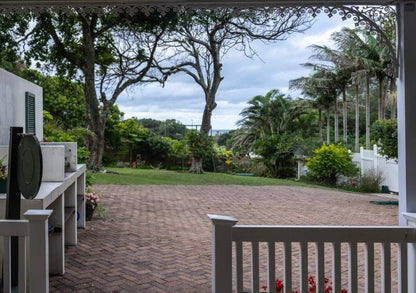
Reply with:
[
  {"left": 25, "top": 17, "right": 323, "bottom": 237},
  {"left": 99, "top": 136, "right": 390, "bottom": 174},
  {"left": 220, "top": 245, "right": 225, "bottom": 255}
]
[{"left": 25, "top": 92, "right": 36, "bottom": 134}]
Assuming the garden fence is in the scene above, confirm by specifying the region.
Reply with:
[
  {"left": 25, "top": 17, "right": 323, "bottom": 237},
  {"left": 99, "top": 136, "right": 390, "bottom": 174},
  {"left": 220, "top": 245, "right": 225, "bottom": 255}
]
[{"left": 297, "top": 145, "right": 398, "bottom": 193}]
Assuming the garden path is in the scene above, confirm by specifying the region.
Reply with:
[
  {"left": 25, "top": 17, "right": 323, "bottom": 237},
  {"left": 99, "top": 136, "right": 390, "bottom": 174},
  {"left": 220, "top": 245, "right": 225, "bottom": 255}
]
[{"left": 50, "top": 185, "right": 398, "bottom": 292}]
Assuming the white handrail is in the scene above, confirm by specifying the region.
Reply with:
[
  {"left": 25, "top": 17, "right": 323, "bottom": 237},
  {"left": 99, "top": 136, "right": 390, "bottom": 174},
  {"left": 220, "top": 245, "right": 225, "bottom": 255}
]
[
  {"left": 2, "top": 210, "right": 52, "bottom": 293},
  {"left": 209, "top": 215, "right": 416, "bottom": 293}
]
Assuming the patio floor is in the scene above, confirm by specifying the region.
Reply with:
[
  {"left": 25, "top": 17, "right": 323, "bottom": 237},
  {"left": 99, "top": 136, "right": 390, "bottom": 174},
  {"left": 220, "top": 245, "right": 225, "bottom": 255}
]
[{"left": 49, "top": 184, "right": 398, "bottom": 292}]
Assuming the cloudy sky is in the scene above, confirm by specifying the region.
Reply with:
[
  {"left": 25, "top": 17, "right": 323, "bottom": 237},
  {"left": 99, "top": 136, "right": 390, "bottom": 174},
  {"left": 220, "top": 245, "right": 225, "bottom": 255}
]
[{"left": 116, "top": 14, "right": 356, "bottom": 131}]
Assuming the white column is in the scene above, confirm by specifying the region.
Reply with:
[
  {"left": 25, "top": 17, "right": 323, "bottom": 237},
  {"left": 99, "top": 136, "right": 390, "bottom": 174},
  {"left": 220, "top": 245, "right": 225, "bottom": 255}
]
[
  {"left": 207, "top": 214, "right": 237, "bottom": 293},
  {"left": 24, "top": 209, "right": 52, "bottom": 293},
  {"left": 398, "top": 3, "right": 416, "bottom": 292},
  {"left": 398, "top": 2, "right": 416, "bottom": 226}
]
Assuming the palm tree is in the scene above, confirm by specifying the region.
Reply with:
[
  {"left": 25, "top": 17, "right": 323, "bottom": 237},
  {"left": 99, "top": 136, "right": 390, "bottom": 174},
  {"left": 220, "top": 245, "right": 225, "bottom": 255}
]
[
  {"left": 308, "top": 44, "right": 353, "bottom": 144},
  {"left": 332, "top": 28, "right": 392, "bottom": 148}
]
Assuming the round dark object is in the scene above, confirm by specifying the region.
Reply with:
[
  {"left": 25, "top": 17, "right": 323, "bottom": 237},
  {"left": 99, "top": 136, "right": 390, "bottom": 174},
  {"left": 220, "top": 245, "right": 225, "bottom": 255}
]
[{"left": 17, "top": 135, "right": 43, "bottom": 199}]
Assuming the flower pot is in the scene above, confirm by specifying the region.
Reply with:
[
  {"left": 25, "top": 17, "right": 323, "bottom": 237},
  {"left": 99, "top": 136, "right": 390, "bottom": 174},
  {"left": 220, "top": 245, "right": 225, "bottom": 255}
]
[
  {"left": 0, "top": 178, "right": 7, "bottom": 193},
  {"left": 86, "top": 205, "right": 95, "bottom": 221}
]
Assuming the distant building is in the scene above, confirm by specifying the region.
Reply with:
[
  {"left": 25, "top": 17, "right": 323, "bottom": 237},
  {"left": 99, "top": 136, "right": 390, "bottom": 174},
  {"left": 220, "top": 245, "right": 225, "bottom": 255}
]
[{"left": 0, "top": 68, "right": 43, "bottom": 145}]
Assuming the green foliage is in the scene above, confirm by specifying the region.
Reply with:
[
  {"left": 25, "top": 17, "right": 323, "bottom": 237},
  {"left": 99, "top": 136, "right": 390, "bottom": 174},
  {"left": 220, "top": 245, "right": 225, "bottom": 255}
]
[
  {"left": 43, "top": 111, "right": 93, "bottom": 164},
  {"left": 358, "top": 170, "right": 383, "bottom": 193},
  {"left": 371, "top": 119, "right": 397, "bottom": 160},
  {"left": 185, "top": 130, "right": 214, "bottom": 159},
  {"left": 253, "top": 133, "right": 301, "bottom": 178},
  {"left": 21, "top": 69, "right": 86, "bottom": 129},
  {"left": 158, "top": 119, "right": 187, "bottom": 140},
  {"left": 306, "top": 144, "right": 359, "bottom": 186}
]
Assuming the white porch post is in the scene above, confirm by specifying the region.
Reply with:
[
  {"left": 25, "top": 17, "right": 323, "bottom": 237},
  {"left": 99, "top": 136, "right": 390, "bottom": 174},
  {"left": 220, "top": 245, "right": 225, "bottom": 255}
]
[
  {"left": 398, "top": 1, "right": 416, "bottom": 225},
  {"left": 208, "top": 214, "right": 237, "bottom": 293},
  {"left": 24, "top": 210, "right": 52, "bottom": 293},
  {"left": 398, "top": 2, "right": 416, "bottom": 292}
]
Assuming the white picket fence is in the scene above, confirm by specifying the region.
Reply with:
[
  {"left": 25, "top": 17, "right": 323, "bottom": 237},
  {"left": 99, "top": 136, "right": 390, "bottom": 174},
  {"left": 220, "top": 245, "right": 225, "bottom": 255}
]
[
  {"left": 209, "top": 214, "right": 416, "bottom": 293},
  {"left": 297, "top": 145, "right": 399, "bottom": 193},
  {"left": 2, "top": 210, "right": 51, "bottom": 293}
]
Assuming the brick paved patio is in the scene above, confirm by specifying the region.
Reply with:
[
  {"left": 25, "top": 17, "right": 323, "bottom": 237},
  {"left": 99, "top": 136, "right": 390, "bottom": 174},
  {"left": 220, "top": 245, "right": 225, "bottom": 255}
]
[{"left": 50, "top": 185, "right": 398, "bottom": 292}]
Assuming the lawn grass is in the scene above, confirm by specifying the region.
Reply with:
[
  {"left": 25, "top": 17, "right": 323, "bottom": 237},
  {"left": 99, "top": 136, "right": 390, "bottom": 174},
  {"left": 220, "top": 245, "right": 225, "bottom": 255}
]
[{"left": 91, "top": 167, "right": 318, "bottom": 187}]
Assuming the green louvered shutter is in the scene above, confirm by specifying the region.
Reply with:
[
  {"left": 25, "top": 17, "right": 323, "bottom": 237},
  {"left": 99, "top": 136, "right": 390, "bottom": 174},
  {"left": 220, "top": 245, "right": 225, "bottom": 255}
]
[{"left": 25, "top": 92, "right": 36, "bottom": 134}]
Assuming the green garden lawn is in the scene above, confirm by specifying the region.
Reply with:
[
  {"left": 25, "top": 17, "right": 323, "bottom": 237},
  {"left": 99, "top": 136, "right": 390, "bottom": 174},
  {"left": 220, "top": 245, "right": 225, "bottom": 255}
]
[{"left": 91, "top": 168, "right": 316, "bottom": 186}]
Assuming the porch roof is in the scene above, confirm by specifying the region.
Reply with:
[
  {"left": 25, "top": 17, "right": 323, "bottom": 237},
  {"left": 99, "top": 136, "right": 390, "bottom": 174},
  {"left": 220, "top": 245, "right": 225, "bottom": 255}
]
[{"left": 0, "top": 0, "right": 407, "bottom": 7}]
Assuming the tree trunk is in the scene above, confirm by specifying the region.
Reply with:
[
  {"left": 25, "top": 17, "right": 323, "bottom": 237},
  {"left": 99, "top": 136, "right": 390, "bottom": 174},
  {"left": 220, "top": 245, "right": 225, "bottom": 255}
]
[
  {"left": 334, "top": 95, "right": 339, "bottom": 143},
  {"left": 390, "top": 79, "right": 397, "bottom": 119},
  {"left": 342, "top": 87, "right": 347, "bottom": 145},
  {"left": 355, "top": 84, "right": 360, "bottom": 152},
  {"left": 365, "top": 75, "right": 370, "bottom": 149},
  {"left": 318, "top": 108, "right": 323, "bottom": 143},
  {"left": 378, "top": 77, "right": 384, "bottom": 120},
  {"left": 200, "top": 92, "right": 217, "bottom": 135},
  {"left": 81, "top": 16, "right": 106, "bottom": 169},
  {"left": 326, "top": 108, "right": 330, "bottom": 145},
  {"left": 189, "top": 156, "right": 204, "bottom": 174}
]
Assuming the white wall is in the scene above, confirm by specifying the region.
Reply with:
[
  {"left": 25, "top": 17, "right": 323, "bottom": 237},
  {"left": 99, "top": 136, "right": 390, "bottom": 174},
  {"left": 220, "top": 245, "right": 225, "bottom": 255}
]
[{"left": 0, "top": 68, "right": 43, "bottom": 145}]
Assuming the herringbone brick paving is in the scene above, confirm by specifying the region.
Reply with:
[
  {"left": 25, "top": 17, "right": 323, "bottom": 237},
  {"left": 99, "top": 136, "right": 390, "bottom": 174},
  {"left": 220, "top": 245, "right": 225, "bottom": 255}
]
[{"left": 49, "top": 185, "right": 398, "bottom": 292}]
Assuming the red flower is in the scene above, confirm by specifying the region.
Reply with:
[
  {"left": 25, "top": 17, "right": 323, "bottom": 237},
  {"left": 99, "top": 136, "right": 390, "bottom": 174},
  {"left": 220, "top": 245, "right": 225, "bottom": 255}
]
[
  {"left": 261, "top": 285, "right": 267, "bottom": 291},
  {"left": 275, "top": 279, "right": 284, "bottom": 292},
  {"left": 325, "top": 285, "right": 332, "bottom": 293},
  {"left": 341, "top": 289, "right": 348, "bottom": 293},
  {"left": 324, "top": 277, "right": 329, "bottom": 284}
]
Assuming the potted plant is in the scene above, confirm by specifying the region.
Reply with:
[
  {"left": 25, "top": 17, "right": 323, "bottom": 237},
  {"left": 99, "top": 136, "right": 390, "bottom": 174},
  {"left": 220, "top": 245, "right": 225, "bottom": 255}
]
[
  {"left": 85, "top": 189, "right": 100, "bottom": 221},
  {"left": 0, "top": 156, "right": 7, "bottom": 193}
]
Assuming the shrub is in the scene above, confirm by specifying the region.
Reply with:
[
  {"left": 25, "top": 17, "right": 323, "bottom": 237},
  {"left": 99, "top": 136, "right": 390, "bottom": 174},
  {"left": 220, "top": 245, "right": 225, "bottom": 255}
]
[
  {"left": 371, "top": 119, "right": 397, "bottom": 160},
  {"left": 306, "top": 144, "right": 359, "bottom": 186},
  {"left": 358, "top": 170, "right": 384, "bottom": 193}
]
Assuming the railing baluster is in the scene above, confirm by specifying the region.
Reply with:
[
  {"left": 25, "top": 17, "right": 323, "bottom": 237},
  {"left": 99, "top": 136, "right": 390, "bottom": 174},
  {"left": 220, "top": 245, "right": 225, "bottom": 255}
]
[
  {"left": 348, "top": 242, "right": 358, "bottom": 293},
  {"left": 18, "top": 236, "right": 27, "bottom": 293},
  {"left": 300, "top": 242, "right": 308, "bottom": 293},
  {"left": 235, "top": 241, "right": 243, "bottom": 293},
  {"left": 398, "top": 242, "right": 408, "bottom": 293},
  {"left": 381, "top": 242, "right": 391, "bottom": 293},
  {"left": 284, "top": 242, "right": 292, "bottom": 293},
  {"left": 315, "top": 242, "right": 325, "bottom": 293},
  {"left": 4, "top": 236, "right": 11, "bottom": 293},
  {"left": 365, "top": 242, "right": 374, "bottom": 293},
  {"left": 267, "top": 242, "right": 275, "bottom": 293},
  {"left": 332, "top": 242, "right": 341, "bottom": 293},
  {"left": 251, "top": 241, "right": 260, "bottom": 293}
]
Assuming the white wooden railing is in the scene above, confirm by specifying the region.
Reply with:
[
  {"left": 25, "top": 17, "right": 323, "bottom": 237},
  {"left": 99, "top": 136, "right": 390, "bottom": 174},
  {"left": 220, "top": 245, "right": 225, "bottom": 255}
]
[
  {"left": 2, "top": 210, "right": 52, "bottom": 293},
  {"left": 208, "top": 215, "right": 416, "bottom": 293}
]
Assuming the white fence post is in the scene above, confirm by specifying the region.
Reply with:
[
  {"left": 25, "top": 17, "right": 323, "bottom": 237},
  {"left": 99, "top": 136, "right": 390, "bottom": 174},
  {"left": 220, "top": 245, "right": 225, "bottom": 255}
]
[
  {"left": 360, "top": 147, "right": 364, "bottom": 176},
  {"left": 207, "top": 214, "right": 237, "bottom": 293},
  {"left": 24, "top": 210, "right": 52, "bottom": 293},
  {"left": 373, "top": 145, "right": 378, "bottom": 172}
]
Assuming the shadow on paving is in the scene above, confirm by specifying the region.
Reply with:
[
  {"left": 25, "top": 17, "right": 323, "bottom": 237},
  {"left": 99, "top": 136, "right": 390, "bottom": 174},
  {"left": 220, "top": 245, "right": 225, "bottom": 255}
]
[{"left": 50, "top": 185, "right": 398, "bottom": 292}]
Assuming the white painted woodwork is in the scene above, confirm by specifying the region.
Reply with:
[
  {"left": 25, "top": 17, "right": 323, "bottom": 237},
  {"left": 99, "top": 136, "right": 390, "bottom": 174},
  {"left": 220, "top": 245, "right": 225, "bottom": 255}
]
[
  {"left": 210, "top": 215, "right": 416, "bottom": 293},
  {"left": 267, "top": 242, "right": 275, "bottom": 293},
  {"left": 208, "top": 214, "right": 237, "bottom": 293},
  {"left": 348, "top": 242, "right": 358, "bottom": 293},
  {"left": 332, "top": 242, "right": 341, "bottom": 293},
  {"left": 299, "top": 242, "right": 308, "bottom": 293},
  {"left": 364, "top": 242, "right": 374, "bottom": 293},
  {"left": 251, "top": 241, "right": 259, "bottom": 293},
  {"left": 283, "top": 242, "right": 292, "bottom": 293},
  {"left": 315, "top": 242, "right": 324, "bottom": 293},
  {"left": 235, "top": 241, "right": 243, "bottom": 293},
  {"left": 381, "top": 242, "right": 391, "bottom": 293},
  {"left": 1, "top": 210, "right": 51, "bottom": 293}
]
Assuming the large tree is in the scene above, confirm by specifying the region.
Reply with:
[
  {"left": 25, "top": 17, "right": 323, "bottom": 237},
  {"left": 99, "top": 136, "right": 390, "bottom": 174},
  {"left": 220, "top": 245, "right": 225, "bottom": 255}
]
[
  {"left": 25, "top": 9, "right": 175, "bottom": 167},
  {"left": 162, "top": 8, "right": 312, "bottom": 135}
]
